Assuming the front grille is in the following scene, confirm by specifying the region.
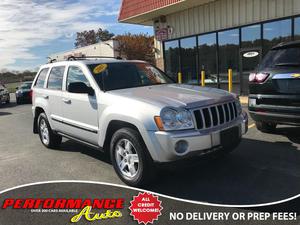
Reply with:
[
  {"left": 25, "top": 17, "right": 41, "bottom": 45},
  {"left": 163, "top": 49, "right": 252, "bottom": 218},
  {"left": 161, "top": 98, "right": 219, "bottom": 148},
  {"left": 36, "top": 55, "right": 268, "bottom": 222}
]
[
  {"left": 274, "top": 79, "right": 300, "bottom": 94},
  {"left": 193, "top": 101, "right": 238, "bottom": 130}
]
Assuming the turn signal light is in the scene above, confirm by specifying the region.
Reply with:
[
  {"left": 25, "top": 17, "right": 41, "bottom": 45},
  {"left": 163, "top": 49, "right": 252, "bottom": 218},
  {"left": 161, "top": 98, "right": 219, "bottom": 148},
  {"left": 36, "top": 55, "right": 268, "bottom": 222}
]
[{"left": 249, "top": 73, "right": 269, "bottom": 83}]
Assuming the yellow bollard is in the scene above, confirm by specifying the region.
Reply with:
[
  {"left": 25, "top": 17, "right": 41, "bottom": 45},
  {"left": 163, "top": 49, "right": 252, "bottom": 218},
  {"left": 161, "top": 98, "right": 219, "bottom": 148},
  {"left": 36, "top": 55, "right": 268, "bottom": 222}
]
[
  {"left": 178, "top": 72, "right": 182, "bottom": 84},
  {"left": 228, "top": 69, "right": 233, "bottom": 93},
  {"left": 201, "top": 70, "right": 205, "bottom": 87}
]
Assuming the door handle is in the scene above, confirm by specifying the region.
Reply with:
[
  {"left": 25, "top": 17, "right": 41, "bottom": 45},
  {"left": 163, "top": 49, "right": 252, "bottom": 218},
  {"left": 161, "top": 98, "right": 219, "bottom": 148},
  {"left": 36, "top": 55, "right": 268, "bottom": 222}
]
[
  {"left": 62, "top": 98, "right": 71, "bottom": 104},
  {"left": 42, "top": 95, "right": 49, "bottom": 99}
]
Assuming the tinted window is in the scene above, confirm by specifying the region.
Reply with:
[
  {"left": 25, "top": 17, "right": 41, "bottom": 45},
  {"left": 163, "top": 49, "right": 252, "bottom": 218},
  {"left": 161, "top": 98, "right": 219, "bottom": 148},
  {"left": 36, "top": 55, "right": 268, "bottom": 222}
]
[
  {"left": 180, "top": 37, "right": 197, "bottom": 84},
  {"left": 164, "top": 40, "right": 180, "bottom": 80},
  {"left": 89, "top": 63, "right": 173, "bottom": 91},
  {"left": 294, "top": 17, "right": 300, "bottom": 40},
  {"left": 47, "top": 66, "right": 65, "bottom": 90},
  {"left": 20, "top": 83, "right": 32, "bottom": 89},
  {"left": 198, "top": 33, "right": 217, "bottom": 84},
  {"left": 67, "top": 66, "right": 90, "bottom": 91},
  {"left": 263, "top": 19, "right": 292, "bottom": 53},
  {"left": 241, "top": 24, "right": 261, "bottom": 48},
  {"left": 259, "top": 47, "right": 300, "bottom": 70},
  {"left": 35, "top": 68, "right": 49, "bottom": 88},
  {"left": 218, "top": 29, "right": 240, "bottom": 83}
]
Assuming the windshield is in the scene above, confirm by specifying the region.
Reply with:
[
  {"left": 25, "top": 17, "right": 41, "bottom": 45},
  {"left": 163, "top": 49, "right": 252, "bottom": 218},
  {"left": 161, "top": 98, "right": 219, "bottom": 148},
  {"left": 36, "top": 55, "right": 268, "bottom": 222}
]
[
  {"left": 88, "top": 62, "right": 174, "bottom": 91},
  {"left": 20, "top": 83, "right": 32, "bottom": 89},
  {"left": 259, "top": 47, "right": 300, "bottom": 70}
]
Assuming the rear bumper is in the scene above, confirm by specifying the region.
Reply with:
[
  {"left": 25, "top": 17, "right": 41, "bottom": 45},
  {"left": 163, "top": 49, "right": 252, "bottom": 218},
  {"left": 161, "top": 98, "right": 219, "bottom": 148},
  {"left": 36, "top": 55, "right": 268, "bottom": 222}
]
[
  {"left": 249, "top": 111, "right": 300, "bottom": 125},
  {"left": 248, "top": 94, "right": 300, "bottom": 125}
]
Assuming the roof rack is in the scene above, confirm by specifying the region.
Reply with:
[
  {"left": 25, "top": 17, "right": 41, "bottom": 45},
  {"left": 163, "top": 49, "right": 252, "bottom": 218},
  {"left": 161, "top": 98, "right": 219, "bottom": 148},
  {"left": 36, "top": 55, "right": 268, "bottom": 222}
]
[{"left": 67, "top": 56, "right": 123, "bottom": 61}]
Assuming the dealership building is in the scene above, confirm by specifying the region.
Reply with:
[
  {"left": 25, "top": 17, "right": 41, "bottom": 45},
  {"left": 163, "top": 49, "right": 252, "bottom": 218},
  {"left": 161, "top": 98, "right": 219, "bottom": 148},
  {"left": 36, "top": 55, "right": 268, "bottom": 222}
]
[{"left": 119, "top": 0, "right": 300, "bottom": 94}]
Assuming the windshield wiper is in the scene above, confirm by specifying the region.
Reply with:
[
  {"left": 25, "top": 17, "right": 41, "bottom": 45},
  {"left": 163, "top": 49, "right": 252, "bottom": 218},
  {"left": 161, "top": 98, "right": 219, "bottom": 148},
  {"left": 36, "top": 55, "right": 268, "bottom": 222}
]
[{"left": 275, "top": 63, "right": 300, "bottom": 67}]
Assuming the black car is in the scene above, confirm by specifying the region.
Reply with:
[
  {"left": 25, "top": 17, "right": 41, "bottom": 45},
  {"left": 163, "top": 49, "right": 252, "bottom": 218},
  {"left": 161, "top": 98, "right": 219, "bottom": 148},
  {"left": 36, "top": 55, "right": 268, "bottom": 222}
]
[
  {"left": 248, "top": 40, "right": 300, "bottom": 132},
  {"left": 15, "top": 81, "right": 33, "bottom": 104}
]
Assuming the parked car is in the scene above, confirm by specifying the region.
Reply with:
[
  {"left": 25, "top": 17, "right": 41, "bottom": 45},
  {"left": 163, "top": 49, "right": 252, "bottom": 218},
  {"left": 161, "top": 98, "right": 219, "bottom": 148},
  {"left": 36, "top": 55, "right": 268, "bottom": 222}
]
[
  {"left": 249, "top": 40, "right": 300, "bottom": 133},
  {"left": 15, "top": 81, "right": 33, "bottom": 104},
  {"left": 0, "top": 84, "right": 10, "bottom": 105},
  {"left": 32, "top": 57, "right": 248, "bottom": 187}
]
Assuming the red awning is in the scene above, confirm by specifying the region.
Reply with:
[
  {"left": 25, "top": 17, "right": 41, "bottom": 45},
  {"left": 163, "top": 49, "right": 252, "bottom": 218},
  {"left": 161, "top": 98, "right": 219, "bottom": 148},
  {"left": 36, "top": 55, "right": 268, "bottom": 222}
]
[{"left": 118, "top": 0, "right": 182, "bottom": 22}]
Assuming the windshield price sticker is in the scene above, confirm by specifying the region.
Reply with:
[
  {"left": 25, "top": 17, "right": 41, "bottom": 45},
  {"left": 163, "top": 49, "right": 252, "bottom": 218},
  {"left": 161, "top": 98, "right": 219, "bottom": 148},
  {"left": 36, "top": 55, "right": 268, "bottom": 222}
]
[{"left": 93, "top": 64, "right": 108, "bottom": 74}]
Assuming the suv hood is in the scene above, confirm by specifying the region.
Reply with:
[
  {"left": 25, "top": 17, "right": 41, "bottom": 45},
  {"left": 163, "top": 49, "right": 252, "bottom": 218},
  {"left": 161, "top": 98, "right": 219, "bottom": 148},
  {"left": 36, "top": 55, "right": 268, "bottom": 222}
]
[{"left": 109, "top": 84, "right": 235, "bottom": 108}]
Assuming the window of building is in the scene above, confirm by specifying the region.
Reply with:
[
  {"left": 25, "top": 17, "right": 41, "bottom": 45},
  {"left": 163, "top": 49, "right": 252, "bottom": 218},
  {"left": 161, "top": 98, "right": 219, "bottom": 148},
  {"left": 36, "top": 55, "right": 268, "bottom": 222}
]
[
  {"left": 47, "top": 66, "right": 65, "bottom": 90},
  {"left": 218, "top": 29, "right": 240, "bottom": 83},
  {"left": 67, "top": 66, "right": 90, "bottom": 91},
  {"left": 294, "top": 17, "right": 300, "bottom": 40},
  {"left": 263, "top": 19, "right": 292, "bottom": 53},
  {"left": 180, "top": 37, "right": 197, "bottom": 84},
  {"left": 198, "top": 33, "right": 217, "bottom": 84},
  {"left": 35, "top": 68, "right": 49, "bottom": 88},
  {"left": 164, "top": 40, "right": 180, "bottom": 80},
  {"left": 241, "top": 24, "right": 261, "bottom": 48}
]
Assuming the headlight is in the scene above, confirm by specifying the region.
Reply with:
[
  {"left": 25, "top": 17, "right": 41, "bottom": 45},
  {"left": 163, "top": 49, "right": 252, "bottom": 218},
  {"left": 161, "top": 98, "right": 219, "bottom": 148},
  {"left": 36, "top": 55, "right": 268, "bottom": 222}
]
[
  {"left": 158, "top": 108, "right": 194, "bottom": 131},
  {"left": 235, "top": 99, "right": 242, "bottom": 115}
]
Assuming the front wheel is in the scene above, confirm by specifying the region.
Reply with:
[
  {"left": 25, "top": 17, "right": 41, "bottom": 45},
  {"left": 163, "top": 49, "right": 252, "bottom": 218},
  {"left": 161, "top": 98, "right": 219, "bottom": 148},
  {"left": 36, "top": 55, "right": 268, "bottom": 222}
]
[
  {"left": 38, "top": 113, "right": 62, "bottom": 148},
  {"left": 110, "top": 128, "right": 155, "bottom": 187}
]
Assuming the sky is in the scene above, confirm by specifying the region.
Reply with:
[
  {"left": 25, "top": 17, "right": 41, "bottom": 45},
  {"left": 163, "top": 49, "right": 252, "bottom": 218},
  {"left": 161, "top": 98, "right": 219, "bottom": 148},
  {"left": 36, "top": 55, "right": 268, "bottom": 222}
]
[{"left": 0, "top": 0, "right": 153, "bottom": 71}]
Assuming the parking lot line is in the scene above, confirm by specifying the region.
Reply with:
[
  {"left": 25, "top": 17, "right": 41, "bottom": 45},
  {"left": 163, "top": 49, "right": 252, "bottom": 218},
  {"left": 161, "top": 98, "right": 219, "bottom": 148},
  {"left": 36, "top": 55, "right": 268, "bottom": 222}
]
[{"left": 248, "top": 123, "right": 256, "bottom": 129}]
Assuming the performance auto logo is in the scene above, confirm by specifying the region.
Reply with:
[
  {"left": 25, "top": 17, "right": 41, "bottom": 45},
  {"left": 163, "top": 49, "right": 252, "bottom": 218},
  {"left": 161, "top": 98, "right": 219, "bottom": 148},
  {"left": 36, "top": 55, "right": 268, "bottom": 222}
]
[{"left": 2, "top": 198, "right": 124, "bottom": 223}]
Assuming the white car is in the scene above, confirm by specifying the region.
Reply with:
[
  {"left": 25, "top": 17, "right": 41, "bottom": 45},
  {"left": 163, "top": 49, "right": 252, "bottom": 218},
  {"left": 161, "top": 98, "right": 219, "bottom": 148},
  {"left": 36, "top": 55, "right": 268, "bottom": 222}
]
[
  {"left": 31, "top": 57, "right": 248, "bottom": 187},
  {"left": 0, "top": 84, "right": 10, "bottom": 104}
]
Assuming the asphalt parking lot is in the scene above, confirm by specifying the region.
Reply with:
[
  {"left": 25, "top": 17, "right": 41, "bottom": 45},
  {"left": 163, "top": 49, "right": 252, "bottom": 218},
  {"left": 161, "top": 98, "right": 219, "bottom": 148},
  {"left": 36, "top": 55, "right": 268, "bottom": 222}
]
[{"left": 0, "top": 94, "right": 299, "bottom": 205}]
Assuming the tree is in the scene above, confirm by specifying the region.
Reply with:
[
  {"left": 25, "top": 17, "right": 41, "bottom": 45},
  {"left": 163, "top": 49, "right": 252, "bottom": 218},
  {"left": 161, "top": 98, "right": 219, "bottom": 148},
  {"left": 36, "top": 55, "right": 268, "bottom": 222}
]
[
  {"left": 115, "top": 33, "right": 155, "bottom": 64},
  {"left": 75, "top": 28, "right": 114, "bottom": 48}
]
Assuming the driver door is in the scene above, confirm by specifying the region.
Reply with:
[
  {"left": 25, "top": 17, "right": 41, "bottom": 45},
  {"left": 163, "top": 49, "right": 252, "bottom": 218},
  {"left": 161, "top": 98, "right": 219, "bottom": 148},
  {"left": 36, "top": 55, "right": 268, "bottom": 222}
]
[{"left": 61, "top": 65, "right": 99, "bottom": 145}]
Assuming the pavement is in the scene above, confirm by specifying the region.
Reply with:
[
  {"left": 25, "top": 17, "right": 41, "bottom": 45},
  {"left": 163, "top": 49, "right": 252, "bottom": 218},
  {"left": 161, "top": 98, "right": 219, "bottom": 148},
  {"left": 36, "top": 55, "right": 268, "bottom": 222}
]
[{"left": 0, "top": 94, "right": 299, "bottom": 205}]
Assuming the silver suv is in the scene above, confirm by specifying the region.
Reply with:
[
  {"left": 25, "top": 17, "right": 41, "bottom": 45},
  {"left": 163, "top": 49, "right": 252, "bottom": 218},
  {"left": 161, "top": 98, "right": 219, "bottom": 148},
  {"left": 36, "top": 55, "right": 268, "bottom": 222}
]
[{"left": 32, "top": 57, "right": 248, "bottom": 187}]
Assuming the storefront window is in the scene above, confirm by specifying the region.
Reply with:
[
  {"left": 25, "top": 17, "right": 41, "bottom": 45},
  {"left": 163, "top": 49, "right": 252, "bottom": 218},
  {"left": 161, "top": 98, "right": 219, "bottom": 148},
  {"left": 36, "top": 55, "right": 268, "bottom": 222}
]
[
  {"left": 294, "top": 17, "right": 300, "bottom": 40},
  {"left": 164, "top": 40, "right": 180, "bottom": 80},
  {"left": 263, "top": 19, "right": 292, "bottom": 53},
  {"left": 198, "top": 33, "right": 217, "bottom": 84},
  {"left": 218, "top": 29, "right": 240, "bottom": 83},
  {"left": 241, "top": 24, "right": 261, "bottom": 48},
  {"left": 180, "top": 37, "right": 197, "bottom": 84}
]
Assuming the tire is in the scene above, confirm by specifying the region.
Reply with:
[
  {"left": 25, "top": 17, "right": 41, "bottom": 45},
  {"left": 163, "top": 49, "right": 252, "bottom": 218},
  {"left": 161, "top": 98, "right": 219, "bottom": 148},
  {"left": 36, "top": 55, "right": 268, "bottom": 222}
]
[
  {"left": 5, "top": 95, "right": 10, "bottom": 104},
  {"left": 38, "top": 113, "right": 62, "bottom": 149},
  {"left": 16, "top": 98, "right": 20, "bottom": 104},
  {"left": 110, "top": 128, "right": 155, "bottom": 187},
  {"left": 256, "top": 121, "right": 277, "bottom": 133}
]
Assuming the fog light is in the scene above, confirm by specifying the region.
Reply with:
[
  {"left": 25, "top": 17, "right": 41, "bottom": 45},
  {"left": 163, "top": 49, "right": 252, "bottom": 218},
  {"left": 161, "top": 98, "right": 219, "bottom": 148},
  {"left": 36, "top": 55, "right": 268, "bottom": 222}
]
[{"left": 175, "top": 140, "right": 189, "bottom": 154}]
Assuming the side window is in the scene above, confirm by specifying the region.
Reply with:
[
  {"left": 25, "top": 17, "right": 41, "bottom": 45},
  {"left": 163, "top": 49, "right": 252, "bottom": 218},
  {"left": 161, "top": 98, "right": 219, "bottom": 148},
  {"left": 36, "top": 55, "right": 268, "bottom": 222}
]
[
  {"left": 47, "top": 66, "right": 65, "bottom": 90},
  {"left": 67, "top": 66, "right": 90, "bottom": 91},
  {"left": 35, "top": 68, "right": 49, "bottom": 88}
]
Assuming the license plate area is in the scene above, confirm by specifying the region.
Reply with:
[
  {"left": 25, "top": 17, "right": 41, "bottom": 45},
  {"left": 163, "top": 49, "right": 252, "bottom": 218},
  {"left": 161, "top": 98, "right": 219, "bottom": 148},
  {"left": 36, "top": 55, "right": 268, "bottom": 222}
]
[{"left": 220, "top": 126, "right": 239, "bottom": 147}]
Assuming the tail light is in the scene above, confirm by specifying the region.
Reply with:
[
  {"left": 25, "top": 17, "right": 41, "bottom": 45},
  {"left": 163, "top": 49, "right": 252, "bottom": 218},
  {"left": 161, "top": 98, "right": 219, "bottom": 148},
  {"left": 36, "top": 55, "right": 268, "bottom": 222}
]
[
  {"left": 29, "top": 90, "right": 33, "bottom": 103},
  {"left": 249, "top": 73, "right": 269, "bottom": 83}
]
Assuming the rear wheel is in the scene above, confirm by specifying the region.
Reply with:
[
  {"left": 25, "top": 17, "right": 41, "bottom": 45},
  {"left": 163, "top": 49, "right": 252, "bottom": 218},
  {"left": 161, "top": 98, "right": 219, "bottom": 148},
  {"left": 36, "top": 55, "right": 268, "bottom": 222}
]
[
  {"left": 16, "top": 98, "right": 20, "bottom": 104},
  {"left": 38, "top": 113, "right": 62, "bottom": 148},
  {"left": 5, "top": 95, "right": 10, "bottom": 104},
  {"left": 256, "top": 121, "right": 277, "bottom": 133},
  {"left": 110, "top": 128, "right": 155, "bottom": 187}
]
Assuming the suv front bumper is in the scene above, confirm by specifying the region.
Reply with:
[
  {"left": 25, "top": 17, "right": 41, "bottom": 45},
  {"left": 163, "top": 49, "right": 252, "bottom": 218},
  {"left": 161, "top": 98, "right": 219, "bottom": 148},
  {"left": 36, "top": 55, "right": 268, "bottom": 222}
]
[{"left": 145, "top": 112, "right": 248, "bottom": 163}]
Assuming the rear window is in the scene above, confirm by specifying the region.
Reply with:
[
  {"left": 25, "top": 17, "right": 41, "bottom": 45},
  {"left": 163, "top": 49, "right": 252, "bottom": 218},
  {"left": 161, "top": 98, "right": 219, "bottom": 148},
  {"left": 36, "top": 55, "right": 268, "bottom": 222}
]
[
  {"left": 35, "top": 68, "right": 49, "bottom": 88},
  {"left": 259, "top": 47, "right": 300, "bottom": 70},
  {"left": 47, "top": 66, "right": 65, "bottom": 90},
  {"left": 88, "top": 62, "right": 174, "bottom": 91}
]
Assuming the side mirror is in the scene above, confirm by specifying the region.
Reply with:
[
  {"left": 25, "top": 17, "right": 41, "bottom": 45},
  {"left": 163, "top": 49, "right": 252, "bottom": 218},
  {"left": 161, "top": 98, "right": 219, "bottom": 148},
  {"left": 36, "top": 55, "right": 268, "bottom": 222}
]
[
  {"left": 16, "top": 87, "right": 19, "bottom": 90},
  {"left": 68, "top": 82, "right": 95, "bottom": 96}
]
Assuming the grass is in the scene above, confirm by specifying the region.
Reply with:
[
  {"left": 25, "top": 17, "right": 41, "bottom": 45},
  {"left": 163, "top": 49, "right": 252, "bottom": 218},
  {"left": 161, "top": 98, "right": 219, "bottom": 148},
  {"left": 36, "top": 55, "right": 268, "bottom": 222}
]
[{"left": 5, "top": 82, "right": 21, "bottom": 93}]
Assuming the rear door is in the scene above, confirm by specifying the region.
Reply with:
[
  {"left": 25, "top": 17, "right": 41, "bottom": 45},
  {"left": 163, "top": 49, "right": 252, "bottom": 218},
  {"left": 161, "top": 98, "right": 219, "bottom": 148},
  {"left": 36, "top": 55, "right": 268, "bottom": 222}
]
[
  {"left": 44, "top": 66, "right": 66, "bottom": 132},
  {"left": 61, "top": 65, "right": 99, "bottom": 145}
]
